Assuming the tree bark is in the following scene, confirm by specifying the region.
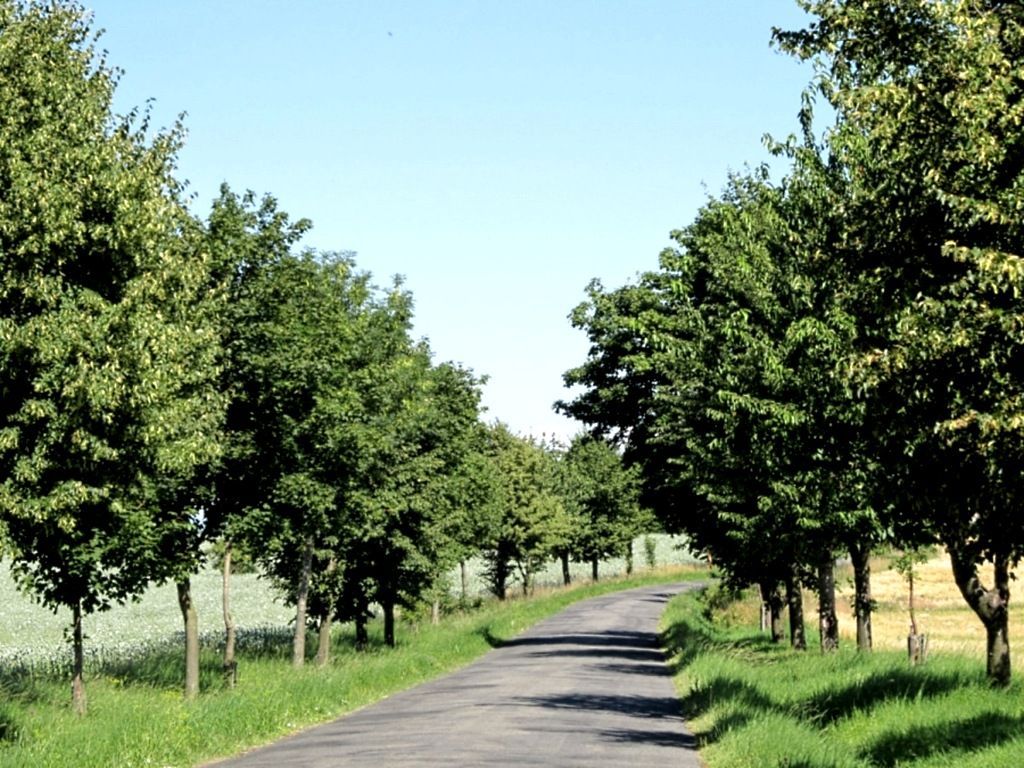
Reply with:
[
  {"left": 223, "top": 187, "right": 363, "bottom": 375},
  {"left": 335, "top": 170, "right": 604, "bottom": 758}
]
[
  {"left": 460, "top": 560, "right": 468, "bottom": 604},
  {"left": 292, "top": 536, "right": 313, "bottom": 668},
  {"left": 591, "top": 557, "right": 599, "bottom": 582},
  {"left": 561, "top": 551, "right": 571, "bottom": 586},
  {"left": 315, "top": 614, "right": 332, "bottom": 666},
  {"left": 950, "top": 547, "right": 1011, "bottom": 685},
  {"left": 315, "top": 555, "right": 338, "bottom": 667},
  {"left": 222, "top": 541, "right": 237, "bottom": 685},
  {"left": 785, "top": 567, "right": 807, "bottom": 650},
  {"left": 71, "top": 600, "right": 87, "bottom": 716},
  {"left": 355, "top": 590, "right": 369, "bottom": 650},
  {"left": 817, "top": 555, "right": 839, "bottom": 652},
  {"left": 177, "top": 578, "right": 200, "bottom": 699},
  {"left": 383, "top": 599, "right": 396, "bottom": 648},
  {"left": 849, "top": 542, "right": 873, "bottom": 652},
  {"left": 769, "top": 587, "right": 785, "bottom": 643},
  {"left": 759, "top": 582, "right": 785, "bottom": 643},
  {"left": 431, "top": 598, "right": 441, "bottom": 625},
  {"left": 625, "top": 542, "right": 634, "bottom": 575}
]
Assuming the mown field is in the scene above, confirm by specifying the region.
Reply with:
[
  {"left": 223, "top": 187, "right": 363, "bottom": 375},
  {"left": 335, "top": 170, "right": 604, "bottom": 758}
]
[{"left": 664, "top": 552, "right": 1024, "bottom": 768}]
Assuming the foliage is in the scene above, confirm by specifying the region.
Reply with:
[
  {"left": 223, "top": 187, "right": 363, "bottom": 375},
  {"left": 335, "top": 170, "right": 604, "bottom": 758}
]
[{"left": 0, "top": 0, "right": 223, "bottom": 711}]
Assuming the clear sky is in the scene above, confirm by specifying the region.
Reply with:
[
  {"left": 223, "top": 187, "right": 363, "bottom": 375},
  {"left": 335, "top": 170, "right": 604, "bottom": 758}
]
[{"left": 85, "top": 1, "right": 817, "bottom": 441}]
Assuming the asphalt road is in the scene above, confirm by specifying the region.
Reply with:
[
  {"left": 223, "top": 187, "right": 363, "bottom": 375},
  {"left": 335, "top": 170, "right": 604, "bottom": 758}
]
[{"left": 209, "top": 582, "right": 704, "bottom": 767}]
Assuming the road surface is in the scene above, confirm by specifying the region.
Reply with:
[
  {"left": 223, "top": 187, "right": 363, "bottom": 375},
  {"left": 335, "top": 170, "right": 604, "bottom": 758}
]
[{"left": 209, "top": 582, "right": 703, "bottom": 767}]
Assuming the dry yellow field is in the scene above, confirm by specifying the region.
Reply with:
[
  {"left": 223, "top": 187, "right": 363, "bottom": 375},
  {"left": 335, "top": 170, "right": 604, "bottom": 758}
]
[{"left": 833, "top": 551, "right": 1023, "bottom": 657}]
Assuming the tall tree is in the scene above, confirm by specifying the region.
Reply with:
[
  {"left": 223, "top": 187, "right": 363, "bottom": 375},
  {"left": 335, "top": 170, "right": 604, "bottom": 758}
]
[
  {"left": 777, "top": 0, "right": 1024, "bottom": 682},
  {"left": 0, "top": 0, "right": 221, "bottom": 711}
]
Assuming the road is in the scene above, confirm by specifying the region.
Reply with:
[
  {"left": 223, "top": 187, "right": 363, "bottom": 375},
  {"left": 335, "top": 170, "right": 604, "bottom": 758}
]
[{"left": 209, "top": 582, "right": 703, "bottom": 767}]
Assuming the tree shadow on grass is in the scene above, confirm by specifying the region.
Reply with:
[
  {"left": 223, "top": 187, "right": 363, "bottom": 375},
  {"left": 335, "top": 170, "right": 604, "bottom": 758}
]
[
  {"left": 862, "top": 712, "right": 1024, "bottom": 767},
  {"left": 800, "top": 667, "right": 969, "bottom": 726},
  {"left": 661, "top": 615, "right": 779, "bottom": 670}
]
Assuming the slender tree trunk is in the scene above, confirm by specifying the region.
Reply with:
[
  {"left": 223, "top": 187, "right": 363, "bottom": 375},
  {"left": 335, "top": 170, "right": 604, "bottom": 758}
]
[
  {"left": 315, "top": 614, "right": 332, "bottom": 666},
  {"left": 292, "top": 536, "right": 313, "bottom": 668},
  {"left": 769, "top": 586, "right": 785, "bottom": 644},
  {"left": 355, "top": 588, "right": 369, "bottom": 650},
  {"left": 759, "top": 582, "right": 785, "bottom": 643},
  {"left": 315, "top": 555, "right": 338, "bottom": 667},
  {"left": 383, "top": 600, "right": 396, "bottom": 648},
  {"left": 177, "top": 578, "right": 200, "bottom": 699},
  {"left": 561, "top": 551, "right": 571, "bottom": 586},
  {"left": 950, "top": 547, "right": 1011, "bottom": 685},
  {"left": 817, "top": 555, "right": 839, "bottom": 652},
  {"left": 591, "top": 557, "right": 599, "bottom": 582},
  {"left": 222, "top": 542, "right": 237, "bottom": 686},
  {"left": 625, "top": 542, "right": 634, "bottom": 575},
  {"left": 849, "top": 542, "right": 873, "bottom": 652},
  {"left": 460, "top": 560, "right": 468, "bottom": 604},
  {"left": 71, "top": 600, "right": 87, "bottom": 716},
  {"left": 785, "top": 567, "right": 807, "bottom": 651},
  {"left": 431, "top": 597, "right": 441, "bottom": 625}
]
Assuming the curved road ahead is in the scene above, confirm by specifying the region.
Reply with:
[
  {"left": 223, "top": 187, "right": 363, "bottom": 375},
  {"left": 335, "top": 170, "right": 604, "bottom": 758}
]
[{"left": 210, "top": 582, "right": 703, "bottom": 767}]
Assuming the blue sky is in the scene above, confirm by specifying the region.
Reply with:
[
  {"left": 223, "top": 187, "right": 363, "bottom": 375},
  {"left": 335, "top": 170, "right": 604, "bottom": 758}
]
[{"left": 86, "top": 1, "right": 818, "bottom": 441}]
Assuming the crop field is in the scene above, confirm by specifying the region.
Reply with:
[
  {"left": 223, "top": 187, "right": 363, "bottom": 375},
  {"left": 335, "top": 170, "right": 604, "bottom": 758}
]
[
  {"left": 0, "top": 533, "right": 697, "bottom": 673},
  {"left": 834, "top": 551, "right": 1024, "bottom": 657}
]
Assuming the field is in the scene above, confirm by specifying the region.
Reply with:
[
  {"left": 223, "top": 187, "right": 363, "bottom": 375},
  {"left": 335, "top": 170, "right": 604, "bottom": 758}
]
[
  {"left": 0, "top": 560, "right": 705, "bottom": 768},
  {"left": 835, "top": 551, "right": 1024, "bottom": 657},
  {"left": 665, "top": 550, "right": 1024, "bottom": 768},
  {"left": 0, "top": 533, "right": 696, "bottom": 673}
]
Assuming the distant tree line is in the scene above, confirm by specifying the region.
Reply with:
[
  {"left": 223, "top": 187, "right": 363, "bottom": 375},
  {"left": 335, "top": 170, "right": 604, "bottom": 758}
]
[
  {"left": 0, "top": 1, "right": 653, "bottom": 714},
  {"left": 560, "top": 0, "right": 1024, "bottom": 686}
]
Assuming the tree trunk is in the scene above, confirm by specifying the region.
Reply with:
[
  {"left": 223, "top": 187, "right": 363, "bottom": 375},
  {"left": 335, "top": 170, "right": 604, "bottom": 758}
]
[
  {"left": 625, "top": 541, "right": 634, "bottom": 575},
  {"left": 71, "top": 600, "right": 87, "bottom": 716},
  {"left": 817, "top": 555, "right": 839, "bottom": 652},
  {"left": 315, "top": 614, "right": 332, "bottom": 666},
  {"left": 383, "top": 600, "right": 396, "bottom": 648},
  {"left": 561, "top": 551, "right": 571, "bottom": 586},
  {"left": 950, "top": 547, "right": 1011, "bottom": 685},
  {"left": 292, "top": 536, "right": 313, "bottom": 668},
  {"left": 849, "top": 542, "right": 873, "bottom": 652},
  {"left": 759, "top": 582, "right": 785, "bottom": 643},
  {"left": 785, "top": 567, "right": 807, "bottom": 651},
  {"left": 460, "top": 560, "right": 468, "bottom": 604},
  {"left": 314, "top": 555, "right": 338, "bottom": 667},
  {"left": 769, "top": 587, "right": 785, "bottom": 643},
  {"left": 177, "top": 579, "right": 200, "bottom": 699},
  {"left": 355, "top": 590, "right": 369, "bottom": 650},
  {"left": 222, "top": 541, "right": 237, "bottom": 686},
  {"left": 591, "top": 557, "right": 599, "bottom": 582},
  {"left": 431, "top": 597, "right": 441, "bottom": 625}
]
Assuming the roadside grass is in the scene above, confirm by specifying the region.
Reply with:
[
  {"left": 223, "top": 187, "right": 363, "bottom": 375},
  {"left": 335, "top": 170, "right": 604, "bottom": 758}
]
[
  {"left": 662, "top": 588, "right": 1024, "bottom": 768},
  {"left": 0, "top": 565, "right": 705, "bottom": 768}
]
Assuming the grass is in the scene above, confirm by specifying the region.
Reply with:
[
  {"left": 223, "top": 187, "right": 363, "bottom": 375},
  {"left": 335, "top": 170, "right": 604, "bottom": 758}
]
[
  {"left": 0, "top": 565, "right": 705, "bottom": 768},
  {"left": 662, "top": 584, "right": 1024, "bottom": 768}
]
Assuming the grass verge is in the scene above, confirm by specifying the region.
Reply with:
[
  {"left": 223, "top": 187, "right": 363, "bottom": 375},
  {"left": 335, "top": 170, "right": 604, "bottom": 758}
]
[
  {"left": 0, "top": 566, "right": 704, "bottom": 768},
  {"left": 661, "top": 588, "right": 1024, "bottom": 768}
]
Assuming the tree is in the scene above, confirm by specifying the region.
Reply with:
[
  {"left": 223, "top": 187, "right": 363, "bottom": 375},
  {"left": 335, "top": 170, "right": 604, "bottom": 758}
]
[
  {"left": 0, "top": 0, "right": 221, "bottom": 711},
  {"left": 480, "top": 425, "right": 569, "bottom": 598},
  {"left": 561, "top": 435, "right": 644, "bottom": 582},
  {"left": 777, "top": 0, "right": 1024, "bottom": 682}
]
